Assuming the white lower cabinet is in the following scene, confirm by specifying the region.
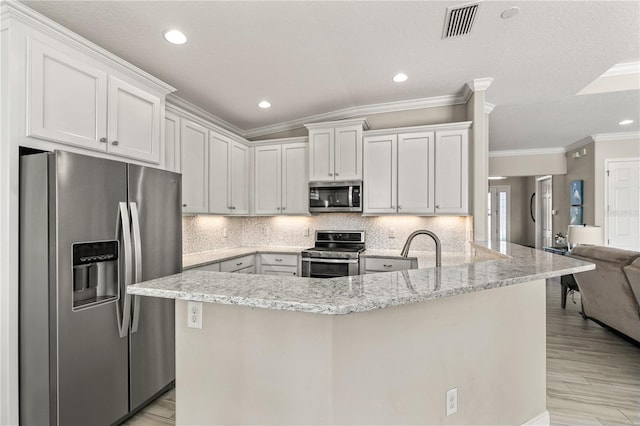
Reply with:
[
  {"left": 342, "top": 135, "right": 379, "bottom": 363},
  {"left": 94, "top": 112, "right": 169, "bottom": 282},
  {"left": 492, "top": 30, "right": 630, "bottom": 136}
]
[
  {"left": 254, "top": 142, "right": 308, "bottom": 215},
  {"left": 193, "top": 262, "right": 220, "bottom": 272},
  {"left": 181, "top": 120, "right": 209, "bottom": 213},
  {"left": 258, "top": 253, "right": 299, "bottom": 276},
  {"left": 361, "top": 257, "right": 418, "bottom": 274},
  {"left": 220, "top": 255, "right": 255, "bottom": 273},
  {"left": 28, "top": 37, "right": 162, "bottom": 164}
]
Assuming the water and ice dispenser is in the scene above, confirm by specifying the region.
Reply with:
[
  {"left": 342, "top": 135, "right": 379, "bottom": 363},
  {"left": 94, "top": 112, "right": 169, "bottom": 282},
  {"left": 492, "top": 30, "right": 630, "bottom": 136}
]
[{"left": 72, "top": 241, "right": 119, "bottom": 310}]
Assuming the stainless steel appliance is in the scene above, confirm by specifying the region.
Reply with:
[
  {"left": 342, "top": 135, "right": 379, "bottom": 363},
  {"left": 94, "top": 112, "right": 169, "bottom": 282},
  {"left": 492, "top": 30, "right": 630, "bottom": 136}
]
[
  {"left": 19, "top": 150, "right": 181, "bottom": 426},
  {"left": 301, "top": 230, "right": 365, "bottom": 277},
  {"left": 309, "top": 181, "right": 362, "bottom": 213}
]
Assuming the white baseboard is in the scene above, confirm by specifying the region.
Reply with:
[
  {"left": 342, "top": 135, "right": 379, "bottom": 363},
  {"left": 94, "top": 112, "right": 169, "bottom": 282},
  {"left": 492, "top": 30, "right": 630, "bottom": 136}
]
[{"left": 522, "top": 410, "right": 550, "bottom": 426}]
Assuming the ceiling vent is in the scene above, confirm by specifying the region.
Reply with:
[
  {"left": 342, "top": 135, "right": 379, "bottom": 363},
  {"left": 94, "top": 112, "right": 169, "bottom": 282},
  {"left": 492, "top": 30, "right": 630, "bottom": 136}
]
[{"left": 442, "top": 2, "right": 480, "bottom": 39}]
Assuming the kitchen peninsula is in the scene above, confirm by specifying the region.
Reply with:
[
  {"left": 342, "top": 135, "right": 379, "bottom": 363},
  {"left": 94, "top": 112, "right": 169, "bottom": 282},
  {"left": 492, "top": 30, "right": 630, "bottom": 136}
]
[{"left": 128, "top": 242, "right": 594, "bottom": 425}]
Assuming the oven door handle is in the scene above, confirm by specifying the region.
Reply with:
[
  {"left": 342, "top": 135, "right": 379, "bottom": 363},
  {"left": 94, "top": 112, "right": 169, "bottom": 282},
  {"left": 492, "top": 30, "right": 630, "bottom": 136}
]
[{"left": 301, "top": 258, "right": 359, "bottom": 264}]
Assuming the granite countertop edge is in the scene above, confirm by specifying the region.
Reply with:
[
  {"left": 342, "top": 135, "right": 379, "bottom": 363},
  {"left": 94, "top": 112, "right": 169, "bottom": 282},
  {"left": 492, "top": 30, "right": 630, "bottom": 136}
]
[{"left": 131, "top": 242, "right": 595, "bottom": 315}]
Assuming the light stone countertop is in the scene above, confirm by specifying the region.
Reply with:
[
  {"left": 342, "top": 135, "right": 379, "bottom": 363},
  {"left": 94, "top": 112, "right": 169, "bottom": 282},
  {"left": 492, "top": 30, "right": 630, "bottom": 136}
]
[
  {"left": 130, "top": 242, "right": 595, "bottom": 315},
  {"left": 183, "top": 246, "right": 307, "bottom": 269},
  {"left": 361, "top": 248, "right": 506, "bottom": 268}
]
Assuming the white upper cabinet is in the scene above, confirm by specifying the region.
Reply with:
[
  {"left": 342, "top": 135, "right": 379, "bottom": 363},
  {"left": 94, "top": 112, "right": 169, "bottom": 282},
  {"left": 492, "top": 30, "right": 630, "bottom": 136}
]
[
  {"left": 306, "top": 119, "right": 368, "bottom": 182},
  {"left": 435, "top": 129, "right": 469, "bottom": 214},
  {"left": 230, "top": 141, "right": 250, "bottom": 215},
  {"left": 363, "top": 135, "right": 397, "bottom": 214},
  {"left": 398, "top": 132, "right": 435, "bottom": 214},
  {"left": 27, "top": 38, "right": 164, "bottom": 164},
  {"left": 209, "top": 134, "right": 249, "bottom": 215},
  {"left": 181, "top": 120, "right": 209, "bottom": 214},
  {"left": 254, "top": 141, "right": 308, "bottom": 215},
  {"left": 363, "top": 124, "right": 468, "bottom": 216},
  {"left": 28, "top": 39, "right": 108, "bottom": 151},
  {"left": 164, "top": 111, "right": 181, "bottom": 173}
]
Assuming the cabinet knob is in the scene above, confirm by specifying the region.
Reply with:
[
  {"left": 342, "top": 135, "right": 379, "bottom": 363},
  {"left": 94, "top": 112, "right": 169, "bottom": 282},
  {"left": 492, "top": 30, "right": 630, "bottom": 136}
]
[
  {"left": 328, "top": 173, "right": 333, "bottom": 176},
  {"left": 282, "top": 207, "right": 286, "bottom": 211},
  {"left": 182, "top": 204, "right": 187, "bottom": 207},
  {"left": 335, "top": 172, "right": 339, "bottom": 176},
  {"left": 275, "top": 259, "right": 283, "bottom": 262},
  {"left": 236, "top": 262, "right": 243, "bottom": 266},
  {"left": 111, "top": 140, "right": 119, "bottom": 146},
  {"left": 436, "top": 205, "right": 440, "bottom": 209},
  {"left": 99, "top": 137, "right": 107, "bottom": 143},
  {"left": 231, "top": 206, "right": 236, "bottom": 210},
  {"left": 383, "top": 264, "right": 393, "bottom": 268},
  {"left": 391, "top": 206, "right": 395, "bottom": 209},
  {"left": 398, "top": 206, "right": 402, "bottom": 209}
]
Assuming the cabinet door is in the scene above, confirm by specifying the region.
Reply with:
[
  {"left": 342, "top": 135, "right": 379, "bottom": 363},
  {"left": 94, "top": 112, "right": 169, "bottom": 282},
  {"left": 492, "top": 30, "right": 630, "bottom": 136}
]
[
  {"left": 435, "top": 129, "right": 469, "bottom": 214},
  {"left": 282, "top": 143, "right": 309, "bottom": 214},
  {"left": 181, "top": 120, "right": 208, "bottom": 213},
  {"left": 363, "top": 135, "right": 397, "bottom": 214},
  {"left": 29, "top": 38, "right": 107, "bottom": 151},
  {"left": 309, "top": 129, "right": 334, "bottom": 181},
  {"left": 334, "top": 125, "right": 362, "bottom": 180},
  {"left": 164, "top": 111, "right": 181, "bottom": 173},
  {"left": 209, "top": 133, "right": 231, "bottom": 214},
  {"left": 254, "top": 145, "right": 282, "bottom": 215},
  {"left": 230, "top": 142, "right": 250, "bottom": 215},
  {"left": 107, "top": 76, "right": 161, "bottom": 163},
  {"left": 398, "top": 132, "right": 435, "bottom": 214}
]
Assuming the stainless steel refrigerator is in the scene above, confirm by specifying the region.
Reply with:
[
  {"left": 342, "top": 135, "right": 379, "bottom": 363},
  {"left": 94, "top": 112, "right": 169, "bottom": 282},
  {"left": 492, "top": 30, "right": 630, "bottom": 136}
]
[{"left": 19, "top": 150, "right": 181, "bottom": 426}]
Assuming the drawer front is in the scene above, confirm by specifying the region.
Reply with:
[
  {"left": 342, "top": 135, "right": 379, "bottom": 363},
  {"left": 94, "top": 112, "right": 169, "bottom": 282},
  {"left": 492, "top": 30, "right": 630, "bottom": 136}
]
[
  {"left": 261, "top": 265, "right": 298, "bottom": 276},
  {"left": 236, "top": 265, "right": 256, "bottom": 274},
  {"left": 363, "top": 257, "right": 413, "bottom": 272},
  {"left": 194, "top": 262, "right": 220, "bottom": 272},
  {"left": 220, "top": 255, "right": 255, "bottom": 272},
  {"left": 259, "top": 253, "right": 298, "bottom": 266}
]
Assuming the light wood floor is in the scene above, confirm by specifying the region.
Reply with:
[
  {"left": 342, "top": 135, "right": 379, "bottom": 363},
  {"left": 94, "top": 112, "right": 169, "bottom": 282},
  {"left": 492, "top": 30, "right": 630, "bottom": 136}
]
[{"left": 125, "top": 279, "right": 640, "bottom": 425}]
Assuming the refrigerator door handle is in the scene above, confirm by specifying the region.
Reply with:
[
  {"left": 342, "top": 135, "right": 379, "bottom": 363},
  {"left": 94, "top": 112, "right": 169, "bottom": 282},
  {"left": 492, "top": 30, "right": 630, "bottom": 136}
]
[
  {"left": 116, "top": 202, "right": 133, "bottom": 339},
  {"left": 130, "top": 202, "right": 142, "bottom": 334}
]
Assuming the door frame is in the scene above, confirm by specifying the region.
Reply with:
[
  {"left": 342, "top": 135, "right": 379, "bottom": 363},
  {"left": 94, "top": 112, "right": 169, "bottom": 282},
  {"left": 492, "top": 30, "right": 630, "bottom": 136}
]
[
  {"left": 535, "top": 175, "right": 552, "bottom": 249},
  {"left": 604, "top": 157, "right": 640, "bottom": 249}
]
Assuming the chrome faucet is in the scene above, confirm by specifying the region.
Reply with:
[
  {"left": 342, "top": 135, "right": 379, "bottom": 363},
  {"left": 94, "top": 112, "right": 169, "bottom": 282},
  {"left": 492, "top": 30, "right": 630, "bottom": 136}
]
[{"left": 400, "top": 230, "right": 442, "bottom": 267}]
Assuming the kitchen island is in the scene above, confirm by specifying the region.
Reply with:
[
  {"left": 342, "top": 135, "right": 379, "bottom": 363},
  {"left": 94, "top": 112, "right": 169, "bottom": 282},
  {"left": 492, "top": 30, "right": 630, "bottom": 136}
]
[{"left": 128, "top": 242, "right": 594, "bottom": 425}]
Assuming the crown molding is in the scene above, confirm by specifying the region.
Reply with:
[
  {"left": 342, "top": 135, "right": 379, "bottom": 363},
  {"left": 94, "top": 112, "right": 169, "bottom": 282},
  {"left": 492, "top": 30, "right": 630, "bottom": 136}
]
[
  {"left": 304, "top": 117, "right": 370, "bottom": 130},
  {"left": 592, "top": 131, "right": 640, "bottom": 142},
  {"left": 166, "top": 95, "right": 245, "bottom": 136},
  {"left": 489, "top": 147, "right": 565, "bottom": 158},
  {"left": 602, "top": 61, "right": 640, "bottom": 77},
  {"left": 484, "top": 102, "right": 496, "bottom": 114},
  {"left": 364, "top": 121, "right": 472, "bottom": 137},
  {"left": 3, "top": 0, "right": 175, "bottom": 94},
  {"left": 241, "top": 94, "right": 466, "bottom": 139},
  {"left": 564, "top": 136, "right": 594, "bottom": 152},
  {"left": 248, "top": 136, "right": 308, "bottom": 147},
  {"left": 466, "top": 77, "right": 494, "bottom": 93}
]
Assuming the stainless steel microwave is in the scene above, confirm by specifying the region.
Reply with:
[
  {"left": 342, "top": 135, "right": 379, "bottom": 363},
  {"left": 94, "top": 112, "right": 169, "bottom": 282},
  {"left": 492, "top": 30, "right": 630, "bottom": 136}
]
[{"left": 309, "top": 181, "right": 362, "bottom": 213}]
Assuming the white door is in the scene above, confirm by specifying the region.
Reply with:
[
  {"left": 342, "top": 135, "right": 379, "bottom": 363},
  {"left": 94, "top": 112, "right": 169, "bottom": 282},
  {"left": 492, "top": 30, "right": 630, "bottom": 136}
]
[
  {"left": 363, "top": 135, "right": 397, "bottom": 214},
  {"left": 230, "top": 142, "right": 250, "bottom": 215},
  {"left": 334, "top": 125, "right": 362, "bottom": 181},
  {"left": 309, "top": 129, "right": 334, "bottom": 182},
  {"left": 536, "top": 176, "right": 553, "bottom": 248},
  {"left": 434, "top": 130, "right": 469, "bottom": 214},
  {"left": 180, "top": 120, "right": 208, "bottom": 213},
  {"left": 488, "top": 186, "right": 511, "bottom": 242},
  {"left": 606, "top": 159, "right": 640, "bottom": 250},
  {"left": 29, "top": 38, "right": 108, "bottom": 151},
  {"left": 254, "top": 145, "right": 282, "bottom": 215},
  {"left": 208, "top": 133, "right": 231, "bottom": 214},
  {"left": 398, "top": 132, "right": 435, "bottom": 214},
  {"left": 282, "top": 143, "right": 309, "bottom": 215},
  {"left": 107, "top": 76, "right": 161, "bottom": 163}
]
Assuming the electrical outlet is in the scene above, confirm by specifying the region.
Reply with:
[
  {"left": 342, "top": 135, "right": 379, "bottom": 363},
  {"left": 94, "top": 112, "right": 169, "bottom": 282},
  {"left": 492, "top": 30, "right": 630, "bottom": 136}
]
[
  {"left": 446, "top": 388, "right": 458, "bottom": 416},
  {"left": 388, "top": 228, "right": 395, "bottom": 239},
  {"left": 303, "top": 227, "right": 310, "bottom": 237},
  {"left": 223, "top": 227, "right": 228, "bottom": 238},
  {"left": 187, "top": 301, "right": 202, "bottom": 329}
]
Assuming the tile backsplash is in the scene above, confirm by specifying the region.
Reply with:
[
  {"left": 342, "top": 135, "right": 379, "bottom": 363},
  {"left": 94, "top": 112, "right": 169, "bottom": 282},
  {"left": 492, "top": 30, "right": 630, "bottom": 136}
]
[{"left": 183, "top": 214, "right": 473, "bottom": 255}]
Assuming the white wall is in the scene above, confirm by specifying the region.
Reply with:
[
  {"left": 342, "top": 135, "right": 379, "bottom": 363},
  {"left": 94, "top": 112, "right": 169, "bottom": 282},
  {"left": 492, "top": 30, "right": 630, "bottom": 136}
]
[{"left": 489, "top": 152, "right": 567, "bottom": 177}]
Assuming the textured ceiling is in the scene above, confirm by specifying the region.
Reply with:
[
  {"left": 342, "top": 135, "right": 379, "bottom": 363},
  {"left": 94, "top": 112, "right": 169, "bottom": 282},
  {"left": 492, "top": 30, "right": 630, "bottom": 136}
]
[{"left": 21, "top": 0, "right": 640, "bottom": 150}]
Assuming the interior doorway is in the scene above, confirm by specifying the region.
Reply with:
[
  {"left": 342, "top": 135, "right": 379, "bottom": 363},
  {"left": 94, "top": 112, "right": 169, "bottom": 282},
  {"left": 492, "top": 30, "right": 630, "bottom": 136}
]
[
  {"left": 606, "top": 159, "right": 640, "bottom": 251},
  {"left": 488, "top": 186, "right": 510, "bottom": 242},
  {"left": 535, "top": 176, "right": 553, "bottom": 249}
]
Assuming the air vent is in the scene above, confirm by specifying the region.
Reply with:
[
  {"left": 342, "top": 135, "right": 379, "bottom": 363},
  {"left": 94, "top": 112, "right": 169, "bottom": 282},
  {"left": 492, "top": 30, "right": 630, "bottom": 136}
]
[{"left": 443, "top": 2, "right": 480, "bottom": 39}]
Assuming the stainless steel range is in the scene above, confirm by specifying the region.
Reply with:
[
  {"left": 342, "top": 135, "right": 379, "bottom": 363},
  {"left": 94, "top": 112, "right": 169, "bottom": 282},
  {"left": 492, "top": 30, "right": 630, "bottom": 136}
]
[{"left": 301, "top": 230, "right": 365, "bottom": 278}]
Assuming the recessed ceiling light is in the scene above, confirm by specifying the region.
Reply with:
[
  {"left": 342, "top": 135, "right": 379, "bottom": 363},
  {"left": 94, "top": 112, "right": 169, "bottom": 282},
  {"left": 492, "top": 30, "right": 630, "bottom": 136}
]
[
  {"left": 258, "top": 100, "right": 271, "bottom": 109},
  {"left": 164, "top": 29, "right": 187, "bottom": 45},
  {"left": 619, "top": 119, "right": 634, "bottom": 125},
  {"left": 500, "top": 7, "right": 520, "bottom": 19},
  {"left": 393, "top": 73, "right": 408, "bottom": 83}
]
